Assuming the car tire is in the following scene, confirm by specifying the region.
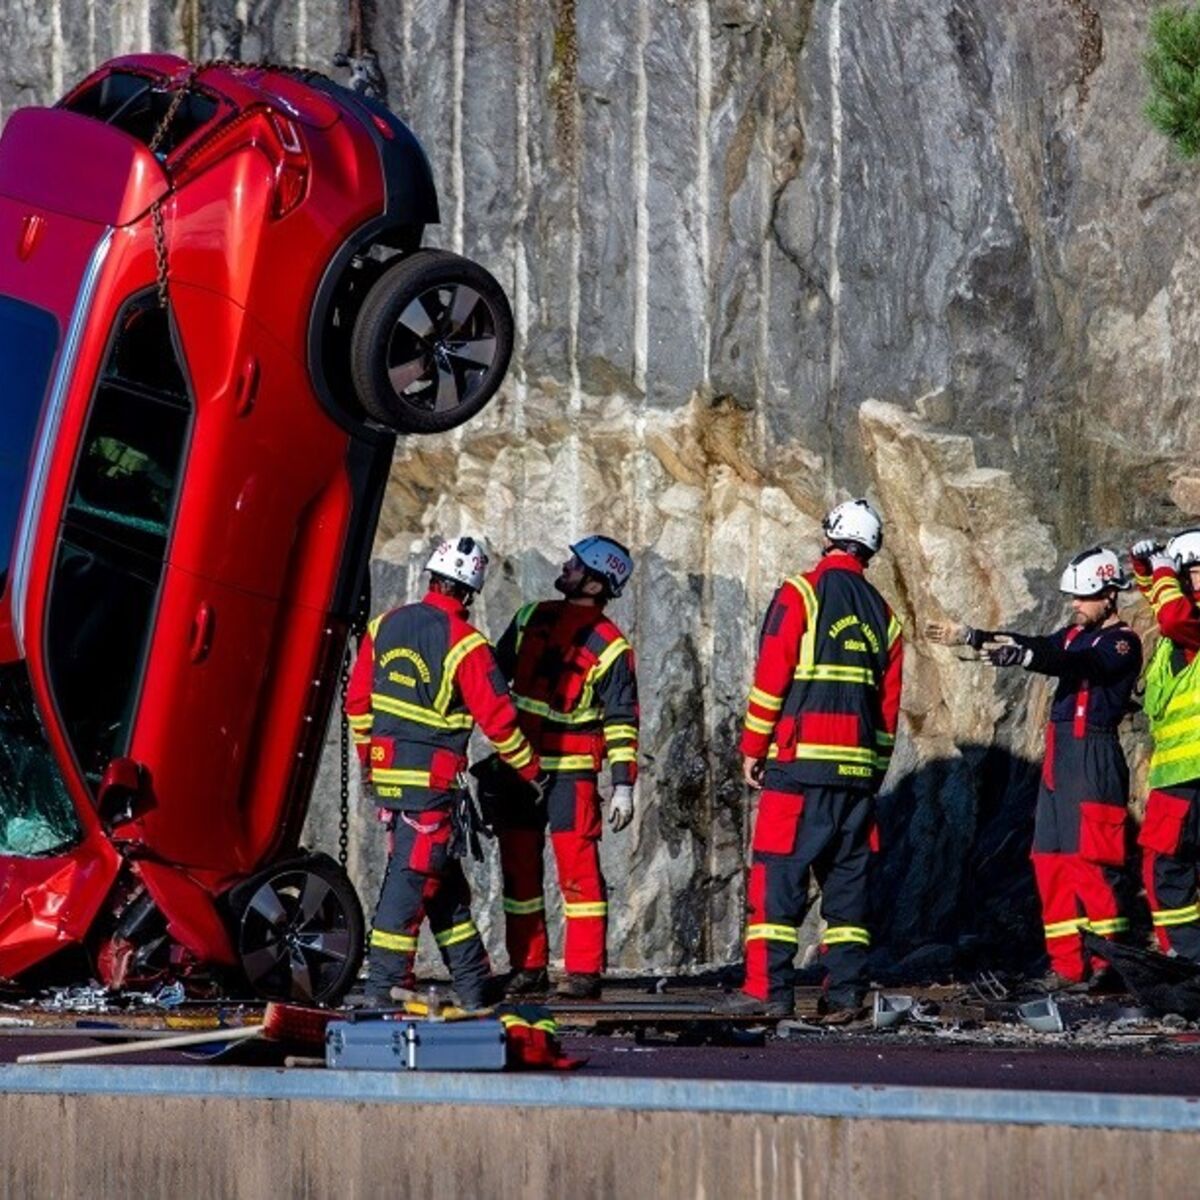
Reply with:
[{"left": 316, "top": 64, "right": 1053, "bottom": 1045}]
[
  {"left": 349, "top": 247, "right": 514, "bottom": 433},
  {"left": 230, "top": 853, "right": 364, "bottom": 1005}
]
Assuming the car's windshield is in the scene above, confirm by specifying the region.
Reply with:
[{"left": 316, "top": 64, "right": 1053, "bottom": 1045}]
[
  {"left": 0, "top": 296, "right": 60, "bottom": 584},
  {"left": 0, "top": 661, "right": 80, "bottom": 856}
]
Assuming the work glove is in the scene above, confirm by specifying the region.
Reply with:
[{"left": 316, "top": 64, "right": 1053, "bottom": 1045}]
[
  {"left": 1130, "top": 539, "right": 1175, "bottom": 573},
  {"left": 924, "top": 620, "right": 974, "bottom": 647},
  {"left": 981, "top": 643, "right": 1032, "bottom": 669},
  {"left": 607, "top": 784, "right": 635, "bottom": 832}
]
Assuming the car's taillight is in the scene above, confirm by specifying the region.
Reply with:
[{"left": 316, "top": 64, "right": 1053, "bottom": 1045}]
[{"left": 268, "top": 112, "right": 309, "bottom": 219}]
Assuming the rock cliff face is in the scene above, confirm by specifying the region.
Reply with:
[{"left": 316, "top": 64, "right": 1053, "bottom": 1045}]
[{"left": 4, "top": 1, "right": 1194, "bottom": 975}]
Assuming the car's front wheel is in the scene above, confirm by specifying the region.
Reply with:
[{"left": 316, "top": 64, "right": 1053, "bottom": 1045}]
[
  {"left": 230, "top": 853, "right": 364, "bottom": 1005},
  {"left": 349, "top": 248, "right": 514, "bottom": 433}
]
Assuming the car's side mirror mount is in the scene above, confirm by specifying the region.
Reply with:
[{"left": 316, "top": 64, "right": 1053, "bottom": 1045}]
[{"left": 96, "top": 757, "right": 149, "bottom": 830}]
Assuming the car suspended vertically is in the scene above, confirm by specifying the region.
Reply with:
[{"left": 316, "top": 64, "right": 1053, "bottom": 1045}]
[{"left": 0, "top": 56, "right": 514, "bottom": 1003}]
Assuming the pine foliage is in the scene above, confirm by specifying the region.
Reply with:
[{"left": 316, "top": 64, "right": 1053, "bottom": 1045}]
[{"left": 1146, "top": 5, "right": 1200, "bottom": 157}]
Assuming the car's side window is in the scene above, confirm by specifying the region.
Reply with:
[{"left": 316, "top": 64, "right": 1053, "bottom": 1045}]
[{"left": 45, "top": 293, "right": 191, "bottom": 787}]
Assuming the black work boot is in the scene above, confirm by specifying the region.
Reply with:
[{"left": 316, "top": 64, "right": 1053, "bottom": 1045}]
[
  {"left": 507, "top": 967, "right": 550, "bottom": 997},
  {"left": 716, "top": 990, "right": 794, "bottom": 1018},
  {"left": 555, "top": 973, "right": 602, "bottom": 1000}
]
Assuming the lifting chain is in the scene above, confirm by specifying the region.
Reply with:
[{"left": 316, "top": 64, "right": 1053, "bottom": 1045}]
[{"left": 143, "top": 58, "right": 334, "bottom": 308}]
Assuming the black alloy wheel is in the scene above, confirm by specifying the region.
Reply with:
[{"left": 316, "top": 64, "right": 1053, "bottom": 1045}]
[
  {"left": 349, "top": 248, "right": 514, "bottom": 433},
  {"left": 233, "top": 854, "right": 363, "bottom": 1004}
]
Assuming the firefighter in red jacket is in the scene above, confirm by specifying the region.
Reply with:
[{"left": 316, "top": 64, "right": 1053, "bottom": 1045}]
[
  {"left": 345, "top": 535, "right": 544, "bottom": 1007},
  {"left": 490, "top": 535, "right": 639, "bottom": 1000},
  {"left": 1130, "top": 530, "right": 1200, "bottom": 962},
  {"left": 723, "top": 500, "right": 903, "bottom": 1017},
  {"left": 927, "top": 547, "right": 1141, "bottom": 988}
]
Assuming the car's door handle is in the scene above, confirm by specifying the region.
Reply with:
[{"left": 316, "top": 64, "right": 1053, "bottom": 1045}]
[
  {"left": 235, "top": 354, "right": 259, "bottom": 416},
  {"left": 190, "top": 602, "right": 215, "bottom": 663}
]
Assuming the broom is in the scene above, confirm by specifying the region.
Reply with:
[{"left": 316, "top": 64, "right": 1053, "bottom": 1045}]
[{"left": 15, "top": 1002, "right": 333, "bottom": 1065}]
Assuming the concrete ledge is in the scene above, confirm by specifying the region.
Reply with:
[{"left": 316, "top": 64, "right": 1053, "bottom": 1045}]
[
  {"left": 2, "top": 1063, "right": 1200, "bottom": 1131},
  {"left": 4, "top": 1074, "right": 1200, "bottom": 1199}
]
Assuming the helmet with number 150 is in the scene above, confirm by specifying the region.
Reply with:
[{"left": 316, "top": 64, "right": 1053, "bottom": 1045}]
[{"left": 571, "top": 535, "right": 634, "bottom": 598}]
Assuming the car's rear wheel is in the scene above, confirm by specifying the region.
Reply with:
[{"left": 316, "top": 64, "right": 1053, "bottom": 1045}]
[
  {"left": 349, "top": 248, "right": 514, "bottom": 433},
  {"left": 231, "top": 854, "right": 364, "bottom": 1005}
]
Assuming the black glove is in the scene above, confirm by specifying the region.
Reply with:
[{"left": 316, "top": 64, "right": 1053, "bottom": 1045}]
[{"left": 985, "top": 644, "right": 1030, "bottom": 668}]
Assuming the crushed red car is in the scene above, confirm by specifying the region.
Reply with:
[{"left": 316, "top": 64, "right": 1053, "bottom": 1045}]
[{"left": 0, "top": 56, "right": 514, "bottom": 1003}]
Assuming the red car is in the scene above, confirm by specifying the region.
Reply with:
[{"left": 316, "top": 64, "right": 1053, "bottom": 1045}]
[{"left": 0, "top": 57, "right": 514, "bottom": 1003}]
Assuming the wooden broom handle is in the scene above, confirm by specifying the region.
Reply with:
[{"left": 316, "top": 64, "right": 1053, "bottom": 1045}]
[{"left": 16, "top": 1023, "right": 262, "bottom": 1064}]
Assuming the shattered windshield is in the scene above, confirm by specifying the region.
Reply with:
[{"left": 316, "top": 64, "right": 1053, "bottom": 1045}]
[
  {"left": 0, "top": 296, "right": 60, "bottom": 582},
  {"left": 0, "top": 662, "right": 80, "bottom": 856}
]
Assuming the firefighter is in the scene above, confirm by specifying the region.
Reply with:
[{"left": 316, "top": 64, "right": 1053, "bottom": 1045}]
[
  {"left": 927, "top": 546, "right": 1141, "bottom": 988},
  {"left": 345, "top": 535, "right": 545, "bottom": 1007},
  {"left": 1131, "top": 530, "right": 1200, "bottom": 963},
  {"left": 723, "top": 499, "right": 903, "bottom": 1018},
  {"left": 488, "top": 535, "right": 639, "bottom": 1001}
]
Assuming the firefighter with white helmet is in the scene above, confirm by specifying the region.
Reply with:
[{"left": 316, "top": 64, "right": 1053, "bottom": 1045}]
[
  {"left": 485, "top": 535, "right": 640, "bottom": 1000},
  {"left": 926, "top": 546, "right": 1141, "bottom": 988},
  {"left": 722, "top": 498, "right": 903, "bottom": 1017},
  {"left": 1130, "top": 530, "right": 1200, "bottom": 964},
  {"left": 345, "top": 534, "right": 546, "bottom": 1006}
]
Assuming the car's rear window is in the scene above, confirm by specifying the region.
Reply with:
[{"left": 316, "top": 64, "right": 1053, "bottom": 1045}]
[
  {"left": 61, "top": 70, "right": 220, "bottom": 157},
  {"left": 0, "top": 297, "right": 59, "bottom": 596}
]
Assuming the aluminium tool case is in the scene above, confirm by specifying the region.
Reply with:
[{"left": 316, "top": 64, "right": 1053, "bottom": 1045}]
[{"left": 325, "top": 1017, "right": 507, "bottom": 1071}]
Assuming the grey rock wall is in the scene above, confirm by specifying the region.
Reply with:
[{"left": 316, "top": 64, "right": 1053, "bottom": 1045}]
[{"left": 4, "top": 0, "right": 1194, "bottom": 977}]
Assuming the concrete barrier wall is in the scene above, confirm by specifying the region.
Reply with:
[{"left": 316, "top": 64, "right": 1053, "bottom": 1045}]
[{"left": 3, "top": 1090, "right": 1200, "bottom": 1199}]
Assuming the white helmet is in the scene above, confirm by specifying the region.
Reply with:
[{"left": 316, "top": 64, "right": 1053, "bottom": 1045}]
[
  {"left": 571, "top": 535, "right": 634, "bottom": 597},
  {"left": 822, "top": 499, "right": 883, "bottom": 555},
  {"left": 1058, "top": 546, "right": 1130, "bottom": 597},
  {"left": 426, "top": 535, "right": 489, "bottom": 592},
  {"left": 1168, "top": 529, "right": 1200, "bottom": 571}
]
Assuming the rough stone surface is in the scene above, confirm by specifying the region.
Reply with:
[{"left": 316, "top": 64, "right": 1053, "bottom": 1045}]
[{"left": 4, "top": 1, "right": 1195, "bottom": 976}]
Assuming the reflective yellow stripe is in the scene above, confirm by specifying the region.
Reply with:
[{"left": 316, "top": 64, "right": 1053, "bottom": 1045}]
[
  {"left": 1151, "top": 904, "right": 1200, "bottom": 927},
  {"left": 876, "top": 731, "right": 895, "bottom": 747},
  {"left": 887, "top": 614, "right": 902, "bottom": 648},
  {"left": 793, "top": 664, "right": 876, "bottom": 684},
  {"left": 749, "top": 687, "right": 784, "bottom": 712},
  {"left": 371, "top": 693, "right": 475, "bottom": 730},
  {"left": 514, "top": 695, "right": 604, "bottom": 725},
  {"left": 1086, "top": 917, "right": 1129, "bottom": 936},
  {"left": 1150, "top": 577, "right": 1181, "bottom": 602},
  {"left": 368, "top": 615, "right": 384, "bottom": 639},
  {"left": 512, "top": 602, "right": 538, "bottom": 656},
  {"left": 1152, "top": 737, "right": 1200, "bottom": 768},
  {"left": 533, "top": 1019, "right": 557, "bottom": 1033},
  {"left": 504, "top": 742, "right": 535, "bottom": 770},
  {"left": 1044, "top": 917, "right": 1087, "bottom": 939},
  {"left": 607, "top": 747, "right": 637, "bottom": 764},
  {"left": 498, "top": 1014, "right": 559, "bottom": 1035},
  {"left": 746, "top": 922, "right": 799, "bottom": 945},
  {"left": 821, "top": 925, "right": 870, "bottom": 947},
  {"left": 371, "top": 768, "right": 433, "bottom": 787},
  {"left": 793, "top": 744, "right": 876, "bottom": 765},
  {"left": 588, "top": 637, "right": 630, "bottom": 686},
  {"left": 352, "top": 732, "right": 370, "bottom": 745},
  {"left": 563, "top": 901, "right": 608, "bottom": 918},
  {"left": 434, "top": 920, "right": 479, "bottom": 948},
  {"left": 786, "top": 576, "right": 819, "bottom": 672},
  {"left": 371, "top": 929, "right": 418, "bottom": 952},
  {"left": 503, "top": 896, "right": 546, "bottom": 915},
  {"left": 541, "top": 754, "right": 596, "bottom": 771},
  {"left": 604, "top": 724, "right": 638, "bottom": 741},
  {"left": 347, "top": 713, "right": 373, "bottom": 729},
  {"left": 493, "top": 729, "right": 525, "bottom": 754},
  {"left": 435, "top": 632, "right": 488, "bottom": 713},
  {"left": 744, "top": 713, "right": 775, "bottom": 735}
]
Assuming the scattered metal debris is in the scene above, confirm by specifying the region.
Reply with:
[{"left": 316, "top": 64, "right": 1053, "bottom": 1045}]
[
  {"left": 873, "top": 993, "right": 914, "bottom": 1029},
  {"left": 1016, "top": 997, "right": 1064, "bottom": 1034}
]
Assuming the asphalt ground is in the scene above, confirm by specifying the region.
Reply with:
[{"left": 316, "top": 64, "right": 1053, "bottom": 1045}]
[{"left": 3, "top": 982, "right": 1200, "bottom": 1096}]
